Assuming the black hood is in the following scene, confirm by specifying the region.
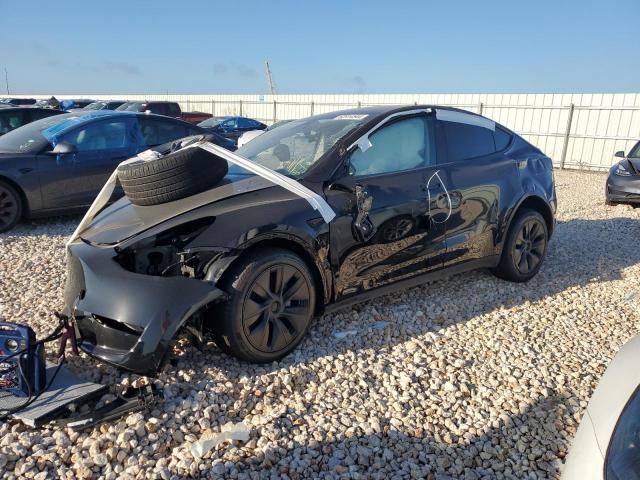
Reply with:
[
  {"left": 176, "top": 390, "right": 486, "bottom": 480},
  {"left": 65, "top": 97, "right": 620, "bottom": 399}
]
[{"left": 79, "top": 174, "right": 274, "bottom": 245}]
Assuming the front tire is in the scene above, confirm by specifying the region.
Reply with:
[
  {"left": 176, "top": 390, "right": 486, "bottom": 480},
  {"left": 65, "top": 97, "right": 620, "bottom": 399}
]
[
  {"left": 212, "top": 248, "right": 316, "bottom": 363},
  {"left": 494, "top": 209, "right": 548, "bottom": 282},
  {"left": 0, "top": 180, "right": 23, "bottom": 233}
]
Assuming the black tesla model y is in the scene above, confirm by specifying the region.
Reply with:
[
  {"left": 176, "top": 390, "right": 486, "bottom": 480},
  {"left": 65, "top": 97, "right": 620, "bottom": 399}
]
[{"left": 63, "top": 105, "right": 556, "bottom": 374}]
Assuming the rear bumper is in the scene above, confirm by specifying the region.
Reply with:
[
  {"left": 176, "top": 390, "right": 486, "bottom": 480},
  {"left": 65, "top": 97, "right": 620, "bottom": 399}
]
[{"left": 65, "top": 241, "right": 225, "bottom": 375}]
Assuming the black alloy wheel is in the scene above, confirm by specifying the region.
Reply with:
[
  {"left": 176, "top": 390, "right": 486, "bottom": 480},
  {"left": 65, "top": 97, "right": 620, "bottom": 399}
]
[
  {"left": 513, "top": 218, "right": 546, "bottom": 275},
  {"left": 213, "top": 248, "right": 316, "bottom": 363},
  {"left": 494, "top": 208, "right": 548, "bottom": 282},
  {"left": 0, "top": 181, "right": 22, "bottom": 233},
  {"left": 242, "top": 264, "right": 312, "bottom": 354}
]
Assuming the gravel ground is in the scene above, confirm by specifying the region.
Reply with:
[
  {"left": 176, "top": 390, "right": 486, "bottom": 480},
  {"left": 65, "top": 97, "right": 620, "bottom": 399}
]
[{"left": 1, "top": 169, "right": 639, "bottom": 479}]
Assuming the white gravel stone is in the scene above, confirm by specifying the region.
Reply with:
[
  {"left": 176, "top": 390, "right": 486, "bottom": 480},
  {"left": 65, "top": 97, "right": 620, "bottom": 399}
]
[{"left": 1, "top": 170, "right": 639, "bottom": 479}]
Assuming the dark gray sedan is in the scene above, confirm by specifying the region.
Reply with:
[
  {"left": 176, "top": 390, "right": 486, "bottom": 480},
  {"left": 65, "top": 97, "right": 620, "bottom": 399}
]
[
  {"left": 606, "top": 141, "right": 640, "bottom": 205},
  {"left": 0, "top": 110, "right": 212, "bottom": 232}
]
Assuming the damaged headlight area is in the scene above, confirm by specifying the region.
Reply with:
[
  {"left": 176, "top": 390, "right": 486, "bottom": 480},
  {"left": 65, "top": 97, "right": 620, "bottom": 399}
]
[{"left": 113, "top": 217, "right": 225, "bottom": 279}]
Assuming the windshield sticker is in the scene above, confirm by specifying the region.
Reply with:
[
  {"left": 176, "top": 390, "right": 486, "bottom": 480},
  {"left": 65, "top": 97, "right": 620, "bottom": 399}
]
[{"left": 334, "top": 114, "right": 368, "bottom": 120}]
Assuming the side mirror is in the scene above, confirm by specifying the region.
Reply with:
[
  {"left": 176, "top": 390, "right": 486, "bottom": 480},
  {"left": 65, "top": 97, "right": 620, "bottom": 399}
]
[
  {"left": 615, "top": 150, "right": 626, "bottom": 158},
  {"left": 50, "top": 142, "right": 78, "bottom": 155}
]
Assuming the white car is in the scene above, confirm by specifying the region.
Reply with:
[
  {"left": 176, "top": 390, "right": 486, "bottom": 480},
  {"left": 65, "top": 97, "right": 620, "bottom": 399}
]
[{"left": 563, "top": 335, "right": 640, "bottom": 479}]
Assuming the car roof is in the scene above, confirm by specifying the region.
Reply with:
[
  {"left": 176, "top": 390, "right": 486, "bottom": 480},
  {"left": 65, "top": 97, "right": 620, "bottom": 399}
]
[
  {"left": 0, "top": 106, "right": 60, "bottom": 111},
  {"left": 39, "top": 110, "right": 189, "bottom": 134}
]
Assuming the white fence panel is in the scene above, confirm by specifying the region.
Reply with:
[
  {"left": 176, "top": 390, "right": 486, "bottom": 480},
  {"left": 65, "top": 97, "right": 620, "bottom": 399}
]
[{"left": 10, "top": 92, "right": 640, "bottom": 170}]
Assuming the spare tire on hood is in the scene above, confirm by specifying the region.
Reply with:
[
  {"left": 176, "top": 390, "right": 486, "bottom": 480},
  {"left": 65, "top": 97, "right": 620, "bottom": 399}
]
[{"left": 117, "top": 145, "right": 228, "bottom": 206}]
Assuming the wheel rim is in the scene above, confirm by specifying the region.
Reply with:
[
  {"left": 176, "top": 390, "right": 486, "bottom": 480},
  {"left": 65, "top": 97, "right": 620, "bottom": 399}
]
[
  {"left": 242, "top": 264, "right": 311, "bottom": 354},
  {"left": 383, "top": 218, "right": 413, "bottom": 241},
  {"left": 513, "top": 218, "right": 546, "bottom": 274},
  {"left": 0, "top": 185, "right": 18, "bottom": 230}
]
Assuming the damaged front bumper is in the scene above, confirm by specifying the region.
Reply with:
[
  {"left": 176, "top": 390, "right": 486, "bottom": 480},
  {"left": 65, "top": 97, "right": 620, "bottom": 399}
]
[{"left": 65, "top": 240, "right": 225, "bottom": 375}]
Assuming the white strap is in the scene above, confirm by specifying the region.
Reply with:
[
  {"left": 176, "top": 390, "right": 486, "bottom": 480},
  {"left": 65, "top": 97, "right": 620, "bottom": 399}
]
[{"left": 67, "top": 142, "right": 336, "bottom": 246}]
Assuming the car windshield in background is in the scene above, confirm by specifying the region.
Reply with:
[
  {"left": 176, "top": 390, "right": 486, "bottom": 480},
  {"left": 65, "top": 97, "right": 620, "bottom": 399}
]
[
  {"left": 117, "top": 102, "right": 144, "bottom": 112},
  {"left": 198, "top": 117, "right": 225, "bottom": 128},
  {"left": 235, "top": 115, "right": 365, "bottom": 177},
  {"left": 84, "top": 102, "right": 105, "bottom": 110},
  {"left": 628, "top": 142, "right": 640, "bottom": 158},
  {"left": 0, "top": 115, "right": 65, "bottom": 153}
]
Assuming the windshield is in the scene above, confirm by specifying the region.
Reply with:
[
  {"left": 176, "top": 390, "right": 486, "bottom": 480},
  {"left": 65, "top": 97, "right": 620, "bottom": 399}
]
[
  {"left": 116, "top": 102, "right": 144, "bottom": 112},
  {"left": 198, "top": 117, "right": 225, "bottom": 128},
  {"left": 84, "top": 102, "right": 105, "bottom": 110},
  {"left": 234, "top": 115, "right": 366, "bottom": 178},
  {"left": 628, "top": 142, "right": 640, "bottom": 159},
  {"left": 0, "top": 114, "right": 68, "bottom": 153}
]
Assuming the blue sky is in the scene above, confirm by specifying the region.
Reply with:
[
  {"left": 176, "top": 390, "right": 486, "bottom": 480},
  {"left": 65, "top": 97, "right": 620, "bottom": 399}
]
[{"left": 1, "top": 0, "right": 638, "bottom": 94}]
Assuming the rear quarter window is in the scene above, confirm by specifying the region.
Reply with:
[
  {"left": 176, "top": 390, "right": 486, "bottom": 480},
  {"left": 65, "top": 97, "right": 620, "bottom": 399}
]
[
  {"left": 494, "top": 127, "right": 512, "bottom": 151},
  {"left": 441, "top": 120, "right": 496, "bottom": 162}
]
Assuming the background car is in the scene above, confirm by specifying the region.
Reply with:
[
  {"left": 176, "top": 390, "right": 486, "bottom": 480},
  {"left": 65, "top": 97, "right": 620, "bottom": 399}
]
[
  {"left": 116, "top": 101, "right": 211, "bottom": 124},
  {"left": 75, "top": 100, "right": 126, "bottom": 111},
  {"left": 0, "top": 97, "right": 37, "bottom": 106},
  {"left": 59, "top": 99, "right": 96, "bottom": 111},
  {"left": 563, "top": 334, "right": 640, "bottom": 479},
  {"left": 62, "top": 105, "right": 556, "bottom": 373},
  {"left": 606, "top": 141, "right": 640, "bottom": 205},
  {"left": 0, "top": 110, "right": 233, "bottom": 232},
  {"left": 198, "top": 116, "right": 267, "bottom": 144},
  {"left": 0, "top": 106, "right": 63, "bottom": 136},
  {"left": 237, "top": 119, "right": 293, "bottom": 147}
]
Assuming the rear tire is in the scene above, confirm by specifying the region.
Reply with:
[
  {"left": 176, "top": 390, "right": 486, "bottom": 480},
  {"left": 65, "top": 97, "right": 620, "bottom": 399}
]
[
  {"left": 494, "top": 209, "right": 548, "bottom": 282},
  {"left": 212, "top": 248, "right": 316, "bottom": 363},
  {"left": 0, "top": 180, "right": 23, "bottom": 233}
]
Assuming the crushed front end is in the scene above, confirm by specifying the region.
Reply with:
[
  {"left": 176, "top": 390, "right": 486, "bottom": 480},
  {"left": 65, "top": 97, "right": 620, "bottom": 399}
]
[{"left": 64, "top": 221, "right": 227, "bottom": 375}]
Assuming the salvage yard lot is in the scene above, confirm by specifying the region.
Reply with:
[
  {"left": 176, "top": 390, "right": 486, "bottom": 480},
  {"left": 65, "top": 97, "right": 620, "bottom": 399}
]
[{"left": 0, "top": 169, "right": 639, "bottom": 479}]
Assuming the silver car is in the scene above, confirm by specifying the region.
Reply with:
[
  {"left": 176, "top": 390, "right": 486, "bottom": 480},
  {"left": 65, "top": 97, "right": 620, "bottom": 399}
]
[{"left": 563, "top": 335, "right": 640, "bottom": 479}]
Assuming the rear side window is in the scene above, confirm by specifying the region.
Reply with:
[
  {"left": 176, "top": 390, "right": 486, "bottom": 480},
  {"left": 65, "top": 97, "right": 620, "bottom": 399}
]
[
  {"left": 350, "top": 115, "right": 435, "bottom": 176},
  {"left": 139, "top": 118, "right": 187, "bottom": 146},
  {"left": 30, "top": 109, "right": 60, "bottom": 121},
  {"left": 441, "top": 120, "right": 496, "bottom": 162},
  {"left": 494, "top": 128, "right": 512, "bottom": 151},
  {"left": 0, "top": 110, "right": 27, "bottom": 135}
]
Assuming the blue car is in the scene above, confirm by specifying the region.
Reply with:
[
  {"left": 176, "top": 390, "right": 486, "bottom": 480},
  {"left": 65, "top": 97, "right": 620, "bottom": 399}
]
[
  {"left": 198, "top": 116, "right": 266, "bottom": 144},
  {"left": 0, "top": 110, "right": 234, "bottom": 232}
]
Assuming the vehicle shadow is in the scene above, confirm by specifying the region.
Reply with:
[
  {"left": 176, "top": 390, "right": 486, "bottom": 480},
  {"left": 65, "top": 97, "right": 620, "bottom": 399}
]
[{"left": 214, "top": 392, "right": 574, "bottom": 478}]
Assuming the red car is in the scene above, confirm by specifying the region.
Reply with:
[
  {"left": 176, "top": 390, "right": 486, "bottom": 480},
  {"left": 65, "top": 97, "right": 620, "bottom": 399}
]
[{"left": 116, "top": 101, "right": 211, "bottom": 124}]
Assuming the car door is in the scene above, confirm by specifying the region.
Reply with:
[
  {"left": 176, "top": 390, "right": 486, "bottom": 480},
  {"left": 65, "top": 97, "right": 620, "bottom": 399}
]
[
  {"left": 433, "top": 109, "right": 521, "bottom": 267},
  {"left": 325, "top": 113, "right": 449, "bottom": 299},
  {"left": 37, "top": 117, "right": 144, "bottom": 209}
]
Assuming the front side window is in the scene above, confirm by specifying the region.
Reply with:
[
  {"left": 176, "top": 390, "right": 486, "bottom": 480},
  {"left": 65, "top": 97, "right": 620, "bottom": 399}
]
[
  {"left": 606, "top": 386, "right": 640, "bottom": 480},
  {"left": 221, "top": 118, "right": 238, "bottom": 129},
  {"left": 628, "top": 141, "right": 640, "bottom": 159},
  {"left": 60, "top": 120, "right": 130, "bottom": 151},
  {"left": 350, "top": 116, "right": 434, "bottom": 176},
  {"left": 236, "top": 115, "right": 365, "bottom": 178},
  {"left": 441, "top": 120, "right": 496, "bottom": 162}
]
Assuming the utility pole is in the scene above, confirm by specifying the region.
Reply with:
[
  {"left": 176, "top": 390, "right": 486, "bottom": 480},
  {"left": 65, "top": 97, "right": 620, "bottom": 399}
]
[
  {"left": 264, "top": 61, "right": 276, "bottom": 96},
  {"left": 4, "top": 68, "right": 9, "bottom": 95}
]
